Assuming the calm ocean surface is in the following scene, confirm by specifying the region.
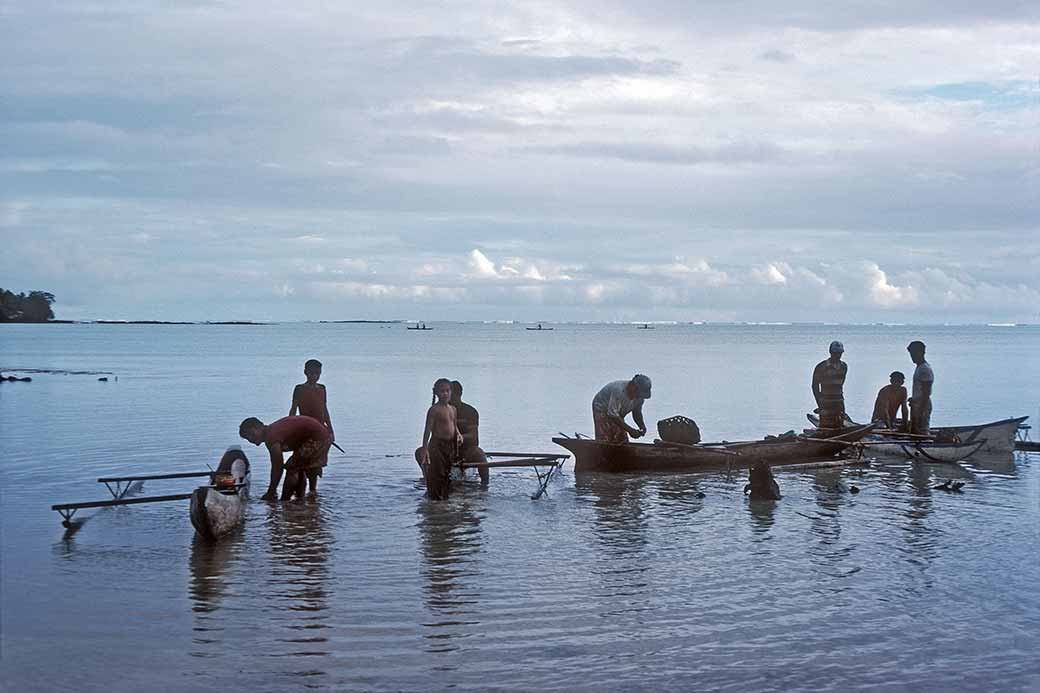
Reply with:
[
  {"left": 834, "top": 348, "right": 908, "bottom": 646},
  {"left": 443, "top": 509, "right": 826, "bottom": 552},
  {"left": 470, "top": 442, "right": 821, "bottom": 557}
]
[{"left": 2, "top": 323, "right": 1038, "bottom": 692}]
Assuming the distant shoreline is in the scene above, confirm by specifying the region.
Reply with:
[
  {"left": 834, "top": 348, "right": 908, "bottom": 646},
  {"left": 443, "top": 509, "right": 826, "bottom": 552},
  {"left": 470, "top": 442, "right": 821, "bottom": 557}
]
[
  {"left": 1, "top": 320, "right": 1035, "bottom": 327},
  {"left": 2, "top": 319, "right": 406, "bottom": 325}
]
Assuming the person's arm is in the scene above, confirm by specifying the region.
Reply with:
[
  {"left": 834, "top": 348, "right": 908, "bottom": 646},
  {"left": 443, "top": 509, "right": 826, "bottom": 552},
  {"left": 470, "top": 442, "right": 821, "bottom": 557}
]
[
  {"left": 453, "top": 409, "right": 463, "bottom": 448},
  {"left": 420, "top": 408, "right": 433, "bottom": 462},
  {"left": 632, "top": 401, "right": 647, "bottom": 438},
  {"left": 899, "top": 389, "right": 909, "bottom": 426},
  {"left": 289, "top": 385, "right": 301, "bottom": 416},
  {"left": 322, "top": 389, "right": 334, "bottom": 442},
  {"left": 606, "top": 413, "right": 643, "bottom": 437},
  {"left": 811, "top": 363, "right": 824, "bottom": 407},
  {"left": 261, "top": 442, "right": 284, "bottom": 501}
]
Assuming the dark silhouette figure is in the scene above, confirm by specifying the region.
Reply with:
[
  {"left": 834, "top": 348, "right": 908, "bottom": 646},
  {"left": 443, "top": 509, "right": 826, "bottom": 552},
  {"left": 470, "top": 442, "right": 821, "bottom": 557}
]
[
  {"left": 812, "top": 340, "right": 848, "bottom": 429},
  {"left": 450, "top": 381, "right": 489, "bottom": 486},
  {"left": 744, "top": 460, "right": 782, "bottom": 500}
]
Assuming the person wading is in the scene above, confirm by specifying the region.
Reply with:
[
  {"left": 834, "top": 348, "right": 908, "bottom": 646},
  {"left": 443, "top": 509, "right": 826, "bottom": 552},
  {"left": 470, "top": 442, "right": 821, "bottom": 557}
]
[
  {"left": 289, "top": 359, "right": 335, "bottom": 446},
  {"left": 592, "top": 374, "right": 652, "bottom": 443},
  {"left": 812, "top": 341, "right": 848, "bottom": 429},
  {"left": 907, "top": 341, "right": 934, "bottom": 436},
  {"left": 239, "top": 415, "right": 331, "bottom": 501},
  {"left": 450, "top": 380, "right": 489, "bottom": 486},
  {"left": 418, "top": 378, "right": 462, "bottom": 500}
]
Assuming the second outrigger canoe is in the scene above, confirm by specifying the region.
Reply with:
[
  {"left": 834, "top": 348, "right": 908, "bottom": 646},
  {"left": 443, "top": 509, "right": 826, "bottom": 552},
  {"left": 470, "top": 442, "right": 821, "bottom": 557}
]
[
  {"left": 554, "top": 424, "right": 876, "bottom": 473},
  {"left": 807, "top": 414, "right": 1027, "bottom": 454}
]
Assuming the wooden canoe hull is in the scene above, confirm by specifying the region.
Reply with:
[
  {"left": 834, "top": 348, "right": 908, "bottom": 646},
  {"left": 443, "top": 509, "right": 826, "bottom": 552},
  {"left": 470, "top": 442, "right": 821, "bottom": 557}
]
[
  {"left": 190, "top": 486, "right": 247, "bottom": 541},
  {"left": 809, "top": 414, "right": 1028, "bottom": 453},
  {"left": 190, "top": 451, "right": 249, "bottom": 541},
  {"left": 554, "top": 425, "right": 874, "bottom": 473}
]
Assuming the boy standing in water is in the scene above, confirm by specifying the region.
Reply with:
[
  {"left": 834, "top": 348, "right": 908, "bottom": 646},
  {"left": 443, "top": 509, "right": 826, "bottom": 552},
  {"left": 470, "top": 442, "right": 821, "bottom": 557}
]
[
  {"left": 419, "top": 378, "right": 462, "bottom": 500},
  {"left": 290, "top": 359, "right": 335, "bottom": 444}
]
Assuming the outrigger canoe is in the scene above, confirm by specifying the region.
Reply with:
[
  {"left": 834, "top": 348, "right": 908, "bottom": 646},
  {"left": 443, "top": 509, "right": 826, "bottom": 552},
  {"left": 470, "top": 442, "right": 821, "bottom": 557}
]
[
  {"left": 190, "top": 447, "right": 250, "bottom": 541},
  {"left": 554, "top": 424, "right": 876, "bottom": 473},
  {"left": 807, "top": 414, "right": 1027, "bottom": 454},
  {"left": 52, "top": 446, "right": 250, "bottom": 540}
]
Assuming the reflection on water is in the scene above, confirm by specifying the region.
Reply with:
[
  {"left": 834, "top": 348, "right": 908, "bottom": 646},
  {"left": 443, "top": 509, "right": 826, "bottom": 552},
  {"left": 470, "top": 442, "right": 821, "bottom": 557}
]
[
  {"left": 746, "top": 498, "right": 778, "bottom": 535},
  {"left": 189, "top": 531, "right": 241, "bottom": 655},
  {"left": 416, "top": 497, "right": 484, "bottom": 658}
]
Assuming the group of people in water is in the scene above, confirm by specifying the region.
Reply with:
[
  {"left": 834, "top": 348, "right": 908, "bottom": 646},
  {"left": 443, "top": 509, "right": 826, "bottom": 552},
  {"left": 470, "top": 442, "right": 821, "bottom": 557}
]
[
  {"left": 236, "top": 339, "right": 934, "bottom": 502},
  {"left": 812, "top": 339, "right": 935, "bottom": 434},
  {"left": 238, "top": 360, "right": 489, "bottom": 502}
]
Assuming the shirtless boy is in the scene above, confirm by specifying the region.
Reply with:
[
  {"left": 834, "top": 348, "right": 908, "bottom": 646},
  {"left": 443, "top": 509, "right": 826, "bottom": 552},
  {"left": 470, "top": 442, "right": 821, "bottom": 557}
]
[{"left": 289, "top": 359, "right": 335, "bottom": 445}]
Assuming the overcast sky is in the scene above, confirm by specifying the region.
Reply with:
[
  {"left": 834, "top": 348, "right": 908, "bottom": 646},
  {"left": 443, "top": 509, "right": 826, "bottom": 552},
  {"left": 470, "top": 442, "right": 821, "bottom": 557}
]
[{"left": 2, "top": 1, "right": 1038, "bottom": 322}]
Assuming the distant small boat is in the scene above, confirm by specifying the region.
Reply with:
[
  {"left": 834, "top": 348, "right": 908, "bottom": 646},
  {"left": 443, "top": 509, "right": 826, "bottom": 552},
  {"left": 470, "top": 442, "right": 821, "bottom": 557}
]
[
  {"left": 636, "top": 324, "right": 655, "bottom": 330},
  {"left": 407, "top": 323, "right": 433, "bottom": 330},
  {"left": 526, "top": 323, "right": 553, "bottom": 331}
]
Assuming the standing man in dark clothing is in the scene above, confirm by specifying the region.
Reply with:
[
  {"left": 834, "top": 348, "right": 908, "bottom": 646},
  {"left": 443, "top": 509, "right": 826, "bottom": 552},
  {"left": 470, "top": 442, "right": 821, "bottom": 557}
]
[
  {"left": 907, "top": 341, "right": 934, "bottom": 435},
  {"left": 450, "top": 381, "right": 489, "bottom": 486},
  {"left": 812, "top": 340, "right": 848, "bottom": 429},
  {"left": 871, "top": 371, "right": 908, "bottom": 429}
]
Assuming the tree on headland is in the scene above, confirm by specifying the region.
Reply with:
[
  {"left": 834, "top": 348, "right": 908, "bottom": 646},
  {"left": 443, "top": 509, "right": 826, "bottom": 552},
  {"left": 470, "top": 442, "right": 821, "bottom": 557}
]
[{"left": 0, "top": 289, "right": 56, "bottom": 322}]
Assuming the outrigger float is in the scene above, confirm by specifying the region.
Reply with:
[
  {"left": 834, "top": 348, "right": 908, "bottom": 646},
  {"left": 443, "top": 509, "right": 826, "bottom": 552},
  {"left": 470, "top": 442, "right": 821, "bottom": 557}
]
[{"left": 51, "top": 447, "right": 250, "bottom": 541}]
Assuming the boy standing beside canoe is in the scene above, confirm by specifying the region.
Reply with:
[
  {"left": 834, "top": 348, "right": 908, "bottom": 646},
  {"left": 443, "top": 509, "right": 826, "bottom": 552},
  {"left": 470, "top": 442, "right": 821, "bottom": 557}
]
[
  {"left": 289, "top": 359, "right": 335, "bottom": 445},
  {"left": 239, "top": 415, "right": 331, "bottom": 501}
]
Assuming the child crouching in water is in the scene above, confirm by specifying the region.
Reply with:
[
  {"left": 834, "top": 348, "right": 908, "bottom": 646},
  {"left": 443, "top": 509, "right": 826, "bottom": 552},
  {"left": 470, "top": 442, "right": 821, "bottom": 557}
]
[{"left": 419, "top": 377, "right": 462, "bottom": 500}]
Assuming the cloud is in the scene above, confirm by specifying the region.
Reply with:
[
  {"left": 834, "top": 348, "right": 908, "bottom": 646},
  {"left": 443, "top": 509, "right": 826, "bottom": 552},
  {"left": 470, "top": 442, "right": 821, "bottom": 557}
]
[
  {"left": 468, "top": 249, "right": 498, "bottom": 278},
  {"left": 863, "top": 262, "right": 918, "bottom": 307},
  {"left": 530, "top": 140, "right": 785, "bottom": 165},
  {"left": 0, "top": 1, "right": 1036, "bottom": 321},
  {"left": 758, "top": 49, "right": 796, "bottom": 63}
]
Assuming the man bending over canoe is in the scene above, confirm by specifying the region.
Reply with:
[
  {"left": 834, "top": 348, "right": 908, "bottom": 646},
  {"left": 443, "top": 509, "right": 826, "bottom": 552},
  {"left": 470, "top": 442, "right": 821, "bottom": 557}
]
[
  {"left": 239, "top": 415, "right": 331, "bottom": 501},
  {"left": 592, "top": 374, "right": 652, "bottom": 443}
]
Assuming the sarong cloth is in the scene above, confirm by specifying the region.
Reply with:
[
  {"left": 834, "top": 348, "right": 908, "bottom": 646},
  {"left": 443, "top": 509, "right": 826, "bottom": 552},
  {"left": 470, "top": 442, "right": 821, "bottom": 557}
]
[{"left": 426, "top": 437, "right": 454, "bottom": 500}]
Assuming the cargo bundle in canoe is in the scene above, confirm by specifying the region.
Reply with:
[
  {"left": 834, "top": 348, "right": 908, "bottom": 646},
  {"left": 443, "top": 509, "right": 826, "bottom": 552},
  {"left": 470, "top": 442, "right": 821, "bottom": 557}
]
[{"left": 554, "top": 424, "right": 876, "bottom": 473}]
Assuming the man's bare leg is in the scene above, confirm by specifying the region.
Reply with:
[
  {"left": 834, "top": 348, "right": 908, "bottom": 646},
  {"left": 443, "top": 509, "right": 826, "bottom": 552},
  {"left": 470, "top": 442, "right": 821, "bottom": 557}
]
[{"left": 306, "top": 470, "right": 319, "bottom": 498}]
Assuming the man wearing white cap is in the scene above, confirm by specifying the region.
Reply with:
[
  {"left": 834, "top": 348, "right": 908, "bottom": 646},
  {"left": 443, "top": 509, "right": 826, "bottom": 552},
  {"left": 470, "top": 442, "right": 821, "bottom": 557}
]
[
  {"left": 592, "top": 374, "right": 652, "bottom": 443},
  {"left": 812, "top": 341, "right": 848, "bottom": 429}
]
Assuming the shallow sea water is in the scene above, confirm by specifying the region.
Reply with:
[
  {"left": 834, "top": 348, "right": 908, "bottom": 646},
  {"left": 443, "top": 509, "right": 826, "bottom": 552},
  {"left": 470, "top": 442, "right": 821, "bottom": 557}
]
[{"left": 1, "top": 323, "right": 1038, "bottom": 691}]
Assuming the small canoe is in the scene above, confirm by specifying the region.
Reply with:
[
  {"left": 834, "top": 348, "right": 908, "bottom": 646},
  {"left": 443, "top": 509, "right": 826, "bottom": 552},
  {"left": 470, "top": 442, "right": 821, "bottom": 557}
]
[
  {"left": 190, "top": 447, "right": 250, "bottom": 541},
  {"left": 555, "top": 424, "right": 875, "bottom": 473},
  {"left": 899, "top": 439, "right": 987, "bottom": 464}
]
